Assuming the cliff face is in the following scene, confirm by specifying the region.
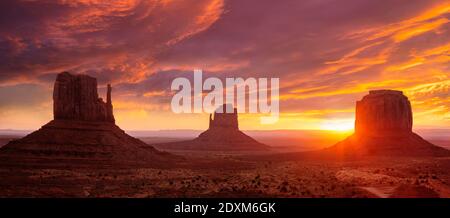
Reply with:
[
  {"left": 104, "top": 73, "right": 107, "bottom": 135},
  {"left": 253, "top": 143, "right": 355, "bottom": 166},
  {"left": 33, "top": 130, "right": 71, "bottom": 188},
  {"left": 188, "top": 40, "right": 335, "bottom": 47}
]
[
  {"left": 355, "top": 90, "right": 412, "bottom": 136},
  {"left": 328, "top": 90, "right": 449, "bottom": 157},
  {"left": 209, "top": 104, "right": 238, "bottom": 130},
  {"left": 53, "top": 72, "right": 115, "bottom": 123}
]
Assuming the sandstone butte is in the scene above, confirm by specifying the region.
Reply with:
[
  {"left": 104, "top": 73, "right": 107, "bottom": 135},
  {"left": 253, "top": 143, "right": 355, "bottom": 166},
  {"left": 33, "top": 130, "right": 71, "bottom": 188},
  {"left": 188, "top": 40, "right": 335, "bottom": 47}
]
[
  {"left": 327, "top": 90, "right": 450, "bottom": 157},
  {"left": 156, "top": 104, "right": 270, "bottom": 151},
  {"left": 0, "top": 72, "right": 174, "bottom": 167}
]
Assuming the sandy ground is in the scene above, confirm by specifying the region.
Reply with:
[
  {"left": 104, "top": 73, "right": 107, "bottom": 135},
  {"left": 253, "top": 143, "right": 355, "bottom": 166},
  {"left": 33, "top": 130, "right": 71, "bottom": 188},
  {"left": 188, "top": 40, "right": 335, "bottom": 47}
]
[
  {"left": 1, "top": 136, "right": 449, "bottom": 198},
  {"left": 0, "top": 149, "right": 448, "bottom": 198}
]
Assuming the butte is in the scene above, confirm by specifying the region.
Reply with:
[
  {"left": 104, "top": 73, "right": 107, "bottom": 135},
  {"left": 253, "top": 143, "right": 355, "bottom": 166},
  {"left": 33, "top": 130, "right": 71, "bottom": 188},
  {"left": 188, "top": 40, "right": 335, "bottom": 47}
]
[
  {"left": 0, "top": 72, "right": 173, "bottom": 168},
  {"left": 156, "top": 104, "right": 270, "bottom": 151},
  {"left": 326, "top": 90, "right": 450, "bottom": 157}
]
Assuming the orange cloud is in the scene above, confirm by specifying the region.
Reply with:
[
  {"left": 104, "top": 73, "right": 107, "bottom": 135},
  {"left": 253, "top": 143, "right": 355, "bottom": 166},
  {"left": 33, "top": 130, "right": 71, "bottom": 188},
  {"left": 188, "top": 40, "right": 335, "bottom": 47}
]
[
  {"left": 393, "top": 17, "right": 448, "bottom": 42},
  {"left": 166, "top": 0, "right": 224, "bottom": 45},
  {"left": 143, "top": 90, "right": 167, "bottom": 97},
  {"left": 347, "top": 2, "right": 450, "bottom": 42}
]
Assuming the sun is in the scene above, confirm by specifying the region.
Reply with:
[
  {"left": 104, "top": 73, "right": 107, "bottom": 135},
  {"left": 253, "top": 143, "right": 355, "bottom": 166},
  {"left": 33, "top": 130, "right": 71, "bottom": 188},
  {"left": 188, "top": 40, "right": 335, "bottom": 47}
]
[{"left": 320, "top": 120, "right": 354, "bottom": 132}]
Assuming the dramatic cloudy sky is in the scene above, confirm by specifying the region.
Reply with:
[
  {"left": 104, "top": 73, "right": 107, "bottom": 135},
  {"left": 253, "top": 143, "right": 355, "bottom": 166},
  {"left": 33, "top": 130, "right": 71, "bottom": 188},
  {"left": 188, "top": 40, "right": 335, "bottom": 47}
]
[{"left": 0, "top": 0, "right": 449, "bottom": 131}]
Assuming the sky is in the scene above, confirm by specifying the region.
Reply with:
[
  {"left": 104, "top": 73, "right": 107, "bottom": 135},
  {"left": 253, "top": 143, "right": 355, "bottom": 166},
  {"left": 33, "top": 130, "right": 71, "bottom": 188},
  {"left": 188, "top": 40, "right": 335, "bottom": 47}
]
[{"left": 0, "top": 0, "right": 449, "bottom": 131}]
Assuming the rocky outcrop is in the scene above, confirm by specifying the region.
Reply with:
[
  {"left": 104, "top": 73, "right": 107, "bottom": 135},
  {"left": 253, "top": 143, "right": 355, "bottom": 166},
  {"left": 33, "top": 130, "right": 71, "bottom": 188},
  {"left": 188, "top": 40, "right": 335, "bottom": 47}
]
[
  {"left": 53, "top": 72, "right": 115, "bottom": 123},
  {"left": 355, "top": 90, "right": 412, "bottom": 137},
  {"left": 208, "top": 104, "right": 238, "bottom": 130},
  {"left": 327, "top": 90, "right": 450, "bottom": 157},
  {"left": 0, "top": 72, "right": 173, "bottom": 167},
  {"left": 156, "top": 104, "right": 269, "bottom": 151}
]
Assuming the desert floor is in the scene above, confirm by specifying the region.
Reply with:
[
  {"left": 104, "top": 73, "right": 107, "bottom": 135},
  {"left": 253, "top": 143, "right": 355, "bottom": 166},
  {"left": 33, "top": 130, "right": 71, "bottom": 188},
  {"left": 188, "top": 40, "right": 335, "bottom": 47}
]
[{"left": 0, "top": 138, "right": 449, "bottom": 198}]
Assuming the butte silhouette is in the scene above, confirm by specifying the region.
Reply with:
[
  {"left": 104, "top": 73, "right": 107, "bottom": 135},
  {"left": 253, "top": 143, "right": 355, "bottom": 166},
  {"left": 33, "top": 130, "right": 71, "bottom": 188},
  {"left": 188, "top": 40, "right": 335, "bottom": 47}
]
[
  {"left": 157, "top": 104, "right": 269, "bottom": 151},
  {"left": 0, "top": 72, "right": 172, "bottom": 167},
  {"left": 327, "top": 90, "right": 450, "bottom": 157}
]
